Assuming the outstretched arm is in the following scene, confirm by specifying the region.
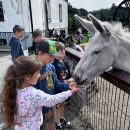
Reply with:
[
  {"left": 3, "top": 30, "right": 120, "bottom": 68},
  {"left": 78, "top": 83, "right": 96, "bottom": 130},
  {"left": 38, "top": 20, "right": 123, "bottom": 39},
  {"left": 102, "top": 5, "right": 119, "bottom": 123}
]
[{"left": 33, "top": 88, "right": 72, "bottom": 107}]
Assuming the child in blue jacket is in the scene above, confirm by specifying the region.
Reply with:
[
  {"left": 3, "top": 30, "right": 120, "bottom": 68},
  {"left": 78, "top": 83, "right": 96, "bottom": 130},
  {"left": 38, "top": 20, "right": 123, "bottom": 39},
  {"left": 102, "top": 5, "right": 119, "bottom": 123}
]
[
  {"left": 34, "top": 39, "right": 77, "bottom": 130},
  {"left": 51, "top": 42, "right": 72, "bottom": 130},
  {"left": 9, "top": 25, "right": 24, "bottom": 62}
]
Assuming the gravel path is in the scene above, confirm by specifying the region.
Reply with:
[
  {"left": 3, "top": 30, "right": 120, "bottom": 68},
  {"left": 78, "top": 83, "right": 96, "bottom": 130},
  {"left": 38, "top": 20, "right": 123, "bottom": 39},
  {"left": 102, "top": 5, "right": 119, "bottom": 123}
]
[{"left": 0, "top": 52, "right": 12, "bottom": 129}]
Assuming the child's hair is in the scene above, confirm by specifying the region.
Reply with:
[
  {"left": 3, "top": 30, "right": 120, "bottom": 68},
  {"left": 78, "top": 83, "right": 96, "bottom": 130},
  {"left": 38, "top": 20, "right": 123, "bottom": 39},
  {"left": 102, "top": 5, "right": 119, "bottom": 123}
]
[
  {"left": 1, "top": 56, "right": 42, "bottom": 128},
  {"left": 76, "top": 30, "right": 80, "bottom": 35},
  {"left": 32, "top": 30, "right": 42, "bottom": 38},
  {"left": 13, "top": 25, "right": 24, "bottom": 34},
  {"left": 56, "top": 42, "right": 65, "bottom": 52}
]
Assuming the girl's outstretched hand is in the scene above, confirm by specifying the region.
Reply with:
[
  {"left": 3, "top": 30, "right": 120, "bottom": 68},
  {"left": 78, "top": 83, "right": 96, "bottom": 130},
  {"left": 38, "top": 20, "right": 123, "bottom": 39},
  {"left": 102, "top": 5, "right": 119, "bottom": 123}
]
[
  {"left": 69, "top": 82, "right": 76, "bottom": 89},
  {"left": 71, "top": 85, "right": 85, "bottom": 94}
]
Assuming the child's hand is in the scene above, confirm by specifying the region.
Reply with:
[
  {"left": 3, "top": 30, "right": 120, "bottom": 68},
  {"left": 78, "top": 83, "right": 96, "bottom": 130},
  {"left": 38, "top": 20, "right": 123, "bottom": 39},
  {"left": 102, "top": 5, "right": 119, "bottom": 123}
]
[
  {"left": 44, "top": 110, "right": 53, "bottom": 120},
  {"left": 68, "top": 78, "right": 74, "bottom": 83},
  {"left": 64, "top": 80, "right": 68, "bottom": 82},
  {"left": 69, "top": 82, "right": 76, "bottom": 89},
  {"left": 71, "top": 86, "right": 84, "bottom": 94}
]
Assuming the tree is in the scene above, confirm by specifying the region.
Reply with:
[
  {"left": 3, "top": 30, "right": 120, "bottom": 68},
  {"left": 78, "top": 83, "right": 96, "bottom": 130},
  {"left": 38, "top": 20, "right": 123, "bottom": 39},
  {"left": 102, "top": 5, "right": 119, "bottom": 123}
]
[
  {"left": 68, "top": 3, "right": 73, "bottom": 15},
  {"left": 79, "top": 8, "right": 88, "bottom": 16},
  {"left": 68, "top": 14, "right": 73, "bottom": 29}
]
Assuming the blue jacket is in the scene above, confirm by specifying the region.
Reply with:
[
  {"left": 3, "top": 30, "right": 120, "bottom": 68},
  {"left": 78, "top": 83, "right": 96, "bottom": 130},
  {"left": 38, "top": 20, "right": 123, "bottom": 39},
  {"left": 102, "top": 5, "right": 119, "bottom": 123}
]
[
  {"left": 9, "top": 37, "right": 24, "bottom": 62},
  {"left": 34, "top": 63, "right": 69, "bottom": 113},
  {"left": 51, "top": 58, "right": 71, "bottom": 80}
]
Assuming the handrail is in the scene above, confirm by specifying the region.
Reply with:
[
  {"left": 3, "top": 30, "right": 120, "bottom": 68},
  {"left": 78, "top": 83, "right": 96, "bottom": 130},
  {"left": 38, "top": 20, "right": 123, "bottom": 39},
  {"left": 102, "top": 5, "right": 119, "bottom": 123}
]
[
  {"left": 65, "top": 47, "right": 130, "bottom": 94},
  {"left": 21, "top": 35, "right": 29, "bottom": 41}
]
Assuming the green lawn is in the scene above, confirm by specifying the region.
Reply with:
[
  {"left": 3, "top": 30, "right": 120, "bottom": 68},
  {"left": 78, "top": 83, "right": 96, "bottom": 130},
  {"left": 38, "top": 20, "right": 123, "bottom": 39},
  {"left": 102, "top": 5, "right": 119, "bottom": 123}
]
[{"left": 72, "top": 35, "right": 88, "bottom": 44}]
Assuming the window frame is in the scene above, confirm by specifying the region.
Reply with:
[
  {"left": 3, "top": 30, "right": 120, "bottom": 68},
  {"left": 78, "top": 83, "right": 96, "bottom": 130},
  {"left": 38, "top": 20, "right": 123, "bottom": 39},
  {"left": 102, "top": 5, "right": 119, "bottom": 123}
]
[
  {"left": 59, "top": 4, "right": 62, "bottom": 22},
  {"left": 0, "top": 1, "right": 4, "bottom": 22},
  {"left": 47, "top": 1, "right": 51, "bottom": 22}
]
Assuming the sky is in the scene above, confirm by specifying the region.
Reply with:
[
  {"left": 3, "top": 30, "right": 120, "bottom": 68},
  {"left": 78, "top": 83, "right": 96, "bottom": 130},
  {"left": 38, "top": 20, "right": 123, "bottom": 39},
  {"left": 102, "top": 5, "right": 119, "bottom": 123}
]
[{"left": 68, "top": 0, "right": 122, "bottom": 11}]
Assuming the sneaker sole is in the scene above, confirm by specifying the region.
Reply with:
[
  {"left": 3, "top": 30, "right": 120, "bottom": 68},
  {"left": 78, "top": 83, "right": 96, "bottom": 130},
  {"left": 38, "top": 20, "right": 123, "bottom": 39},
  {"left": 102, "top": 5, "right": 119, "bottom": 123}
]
[{"left": 62, "top": 124, "right": 72, "bottom": 128}]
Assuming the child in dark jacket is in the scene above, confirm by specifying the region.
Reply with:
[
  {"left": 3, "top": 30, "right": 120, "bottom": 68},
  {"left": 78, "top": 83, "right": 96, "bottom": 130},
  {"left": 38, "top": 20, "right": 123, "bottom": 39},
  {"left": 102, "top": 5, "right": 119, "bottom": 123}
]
[
  {"left": 31, "top": 30, "right": 42, "bottom": 54},
  {"left": 51, "top": 42, "right": 72, "bottom": 130},
  {"left": 9, "top": 25, "right": 24, "bottom": 62},
  {"left": 34, "top": 39, "right": 79, "bottom": 130}
]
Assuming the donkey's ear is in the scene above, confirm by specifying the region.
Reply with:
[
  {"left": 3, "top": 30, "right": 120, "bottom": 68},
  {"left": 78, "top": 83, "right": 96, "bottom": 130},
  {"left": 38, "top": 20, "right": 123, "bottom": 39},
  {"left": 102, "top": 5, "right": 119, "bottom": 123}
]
[
  {"left": 74, "top": 14, "right": 96, "bottom": 34},
  {"left": 88, "top": 14, "right": 111, "bottom": 36}
]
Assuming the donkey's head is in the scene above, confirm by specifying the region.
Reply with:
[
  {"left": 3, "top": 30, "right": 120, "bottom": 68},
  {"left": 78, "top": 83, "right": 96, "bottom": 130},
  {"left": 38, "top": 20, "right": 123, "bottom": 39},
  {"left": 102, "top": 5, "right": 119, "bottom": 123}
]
[{"left": 74, "top": 14, "right": 119, "bottom": 85}]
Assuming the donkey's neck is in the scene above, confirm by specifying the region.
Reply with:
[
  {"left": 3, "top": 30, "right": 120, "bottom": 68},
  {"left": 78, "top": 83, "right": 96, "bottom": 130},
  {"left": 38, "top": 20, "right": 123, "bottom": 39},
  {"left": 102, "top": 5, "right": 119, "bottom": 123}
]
[{"left": 113, "top": 34, "right": 130, "bottom": 73}]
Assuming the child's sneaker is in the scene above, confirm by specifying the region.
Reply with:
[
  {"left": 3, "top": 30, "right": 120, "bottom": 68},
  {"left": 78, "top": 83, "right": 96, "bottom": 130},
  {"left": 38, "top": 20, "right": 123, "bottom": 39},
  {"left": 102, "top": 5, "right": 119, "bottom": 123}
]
[
  {"left": 60, "top": 117, "right": 72, "bottom": 127},
  {"left": 55, "top": 123, "right": 65, "bottom": 130}
]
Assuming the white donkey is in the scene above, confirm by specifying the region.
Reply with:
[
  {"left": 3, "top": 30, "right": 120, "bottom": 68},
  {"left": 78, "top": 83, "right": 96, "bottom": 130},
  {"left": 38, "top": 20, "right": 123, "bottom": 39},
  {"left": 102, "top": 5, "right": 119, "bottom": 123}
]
[{"left": 74, "top": 14, "right": 130, "bottom": 85}]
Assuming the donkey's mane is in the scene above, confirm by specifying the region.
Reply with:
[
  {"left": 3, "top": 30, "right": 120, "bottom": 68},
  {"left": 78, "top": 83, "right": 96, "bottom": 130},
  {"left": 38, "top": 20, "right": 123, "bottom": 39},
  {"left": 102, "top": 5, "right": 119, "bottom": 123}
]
[{"left": 103, "top": 22, "right": 130, "bottom": 40}]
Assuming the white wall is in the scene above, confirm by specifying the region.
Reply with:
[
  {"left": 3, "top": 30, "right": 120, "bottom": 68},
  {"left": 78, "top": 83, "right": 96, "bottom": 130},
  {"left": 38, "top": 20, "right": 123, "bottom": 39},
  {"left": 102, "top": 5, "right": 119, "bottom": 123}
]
[
  {"left": 0, "top": 0, "right": 68, "bottom": 33},
  {"left": 31, "top": 0, "right": 45, "bottom": 31},
  {"left": 0, "top": 0, "right": 31, "bottom": 32},
  {"left": 48, "top": 0, "right": 68, "bottom": 32},
  {"left": 31, "top": 0, "right": 68, "bottom": 35}
]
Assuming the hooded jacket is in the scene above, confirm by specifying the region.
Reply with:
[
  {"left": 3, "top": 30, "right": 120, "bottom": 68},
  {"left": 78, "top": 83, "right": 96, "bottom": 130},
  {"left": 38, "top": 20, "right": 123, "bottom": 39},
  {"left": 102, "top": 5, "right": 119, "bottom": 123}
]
[
  {"left": 51, "top": 58, "right": 71, "bottom": 80},
  {"left": 9, "top": 37, "right": 24, "bottom": 62},
  {"left": 31, "top": 40, "right": 37, "bottom": 54},
  {"left": 34, "top": 63, "right": 69, "bottom": 113}
]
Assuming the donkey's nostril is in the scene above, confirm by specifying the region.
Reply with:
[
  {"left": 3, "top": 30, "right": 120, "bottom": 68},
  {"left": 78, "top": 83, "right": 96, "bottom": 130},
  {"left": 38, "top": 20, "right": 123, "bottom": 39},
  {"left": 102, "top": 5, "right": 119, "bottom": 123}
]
[
  {"left": 77, "top": 77, "right": 80, "bottom": 81},
  {"left": 75, "top": 75, "right": 81, "bottom": 84}
]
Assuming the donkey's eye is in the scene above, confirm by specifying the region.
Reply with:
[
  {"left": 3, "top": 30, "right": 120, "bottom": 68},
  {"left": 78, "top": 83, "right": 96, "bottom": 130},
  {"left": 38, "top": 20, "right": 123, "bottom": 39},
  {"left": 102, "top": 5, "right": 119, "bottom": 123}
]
[{"left": 92, "top": 51, "right": 101, "bottom": 55}]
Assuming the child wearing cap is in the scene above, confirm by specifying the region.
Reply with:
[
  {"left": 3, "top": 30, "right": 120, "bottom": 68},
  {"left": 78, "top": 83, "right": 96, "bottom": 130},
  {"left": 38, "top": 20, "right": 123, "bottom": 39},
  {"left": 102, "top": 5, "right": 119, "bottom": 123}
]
[
  {"left": 34, "top": 39, "right": 77, "bottom": 130},
  {"left": 51, "top": 42, "right": 72, "bottom": 129}
]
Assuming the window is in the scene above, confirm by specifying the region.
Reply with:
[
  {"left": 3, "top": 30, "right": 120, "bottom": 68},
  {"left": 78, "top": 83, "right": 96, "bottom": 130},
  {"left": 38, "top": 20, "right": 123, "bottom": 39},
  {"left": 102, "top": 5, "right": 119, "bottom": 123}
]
[
  {"left": 59, "top": 4, "right": 62, "bottom": 22},
  {"left": 0, "top": 1, "right": 4, "bottom": 21}
]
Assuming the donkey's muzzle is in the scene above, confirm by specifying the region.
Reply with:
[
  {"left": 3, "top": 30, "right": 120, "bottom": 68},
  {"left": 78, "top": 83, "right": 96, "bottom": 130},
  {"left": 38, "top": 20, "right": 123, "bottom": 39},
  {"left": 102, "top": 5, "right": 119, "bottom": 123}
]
[{"left": 75, "top": 75, "right": 87, "bottom": 85}]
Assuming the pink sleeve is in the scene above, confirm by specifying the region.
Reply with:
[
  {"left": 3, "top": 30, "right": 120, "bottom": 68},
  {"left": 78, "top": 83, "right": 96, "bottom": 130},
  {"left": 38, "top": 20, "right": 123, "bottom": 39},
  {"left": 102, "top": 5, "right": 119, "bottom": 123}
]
[{"left": 32, "top": 88, "right": 72, "bottom": 107}]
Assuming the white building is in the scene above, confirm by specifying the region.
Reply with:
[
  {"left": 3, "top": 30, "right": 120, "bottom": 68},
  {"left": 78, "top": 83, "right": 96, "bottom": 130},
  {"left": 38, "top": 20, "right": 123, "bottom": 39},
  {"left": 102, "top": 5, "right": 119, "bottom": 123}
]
[{"left": 0, "top": 0, "right": 68, "bottom": 51}]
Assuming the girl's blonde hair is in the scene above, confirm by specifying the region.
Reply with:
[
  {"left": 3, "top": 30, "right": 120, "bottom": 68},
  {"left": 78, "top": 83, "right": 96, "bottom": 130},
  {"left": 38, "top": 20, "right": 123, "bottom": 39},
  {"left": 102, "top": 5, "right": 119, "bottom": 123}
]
[{"left": 1, "top": 56, "right": 42, "bottom": 128}]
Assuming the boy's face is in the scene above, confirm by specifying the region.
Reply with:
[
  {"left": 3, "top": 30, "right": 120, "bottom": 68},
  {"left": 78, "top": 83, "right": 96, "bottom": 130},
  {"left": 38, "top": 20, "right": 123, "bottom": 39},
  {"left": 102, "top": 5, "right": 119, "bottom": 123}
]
[
  {"left": 55, "top": 49, "right": 65, "bottom": 61},
  {"left": 37, "top": 51, "right": 54, "bottom": 65},
  {"left": 34, "top": 35, "right": 42, "bottom": 43},
  {"left": 15, "top": 31, "right": 24, "bottom": 38}
]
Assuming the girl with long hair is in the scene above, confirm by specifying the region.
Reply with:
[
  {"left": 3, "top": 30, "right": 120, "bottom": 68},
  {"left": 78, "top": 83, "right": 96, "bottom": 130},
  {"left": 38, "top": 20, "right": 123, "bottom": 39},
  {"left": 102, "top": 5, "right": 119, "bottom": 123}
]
[{"left": 1, "top": 56, "right": 82, "bottom": 130}]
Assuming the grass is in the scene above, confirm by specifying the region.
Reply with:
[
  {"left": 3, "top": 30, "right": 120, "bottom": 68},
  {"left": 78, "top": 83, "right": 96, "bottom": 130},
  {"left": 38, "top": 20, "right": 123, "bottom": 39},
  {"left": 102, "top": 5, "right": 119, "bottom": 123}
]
[{"left": 72, "top": 35, "right": 88, "bottom": 44}]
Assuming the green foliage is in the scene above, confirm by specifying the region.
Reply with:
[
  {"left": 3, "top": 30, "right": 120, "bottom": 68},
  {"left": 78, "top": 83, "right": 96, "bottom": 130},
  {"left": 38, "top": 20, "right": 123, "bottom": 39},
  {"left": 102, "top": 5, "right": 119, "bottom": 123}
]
[
  {"left": 72, "top": 36, "right": 88, "bottom": 44},
  {"left": 81, "top": 35, "right": 88, "bottom": 44},
  {"left": 68, "top": 14, "right": 72, "bottom": 29},
  {"left": 68, "top": 3, "right": 88, "bottom": 33},
  {"left": 68, "top": 3, "right": 88, "bottom": 16},
  {"left": 68, "top": 3, "right": 122, "bottom": 33},
  {"left": 89, "top": 6, "right": 118, "bottom": 22}
]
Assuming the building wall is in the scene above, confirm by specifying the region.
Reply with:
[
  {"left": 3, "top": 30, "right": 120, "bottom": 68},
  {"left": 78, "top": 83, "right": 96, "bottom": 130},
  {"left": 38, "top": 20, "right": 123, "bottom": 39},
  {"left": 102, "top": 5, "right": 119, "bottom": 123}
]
[
  {"left": 0, "top": 0, "right": 31, "bottom": 32},
  {"left": 31, "top": 0, "right": 45, "bottom": 31},
  {"left": 48, "top": 0, "right": 68, "bottom": 35},
  {"left": 31, "top": 0, "right": 68, "bottom": 35},
  {"left": 0, "top": 0, "right": 68, "bottom": 50},
  {"left": 0, "top": 0, "right": 32, "bottom": 49},
  {"left": 0, "top": 0, "right": 68, "bottom": 32}
]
